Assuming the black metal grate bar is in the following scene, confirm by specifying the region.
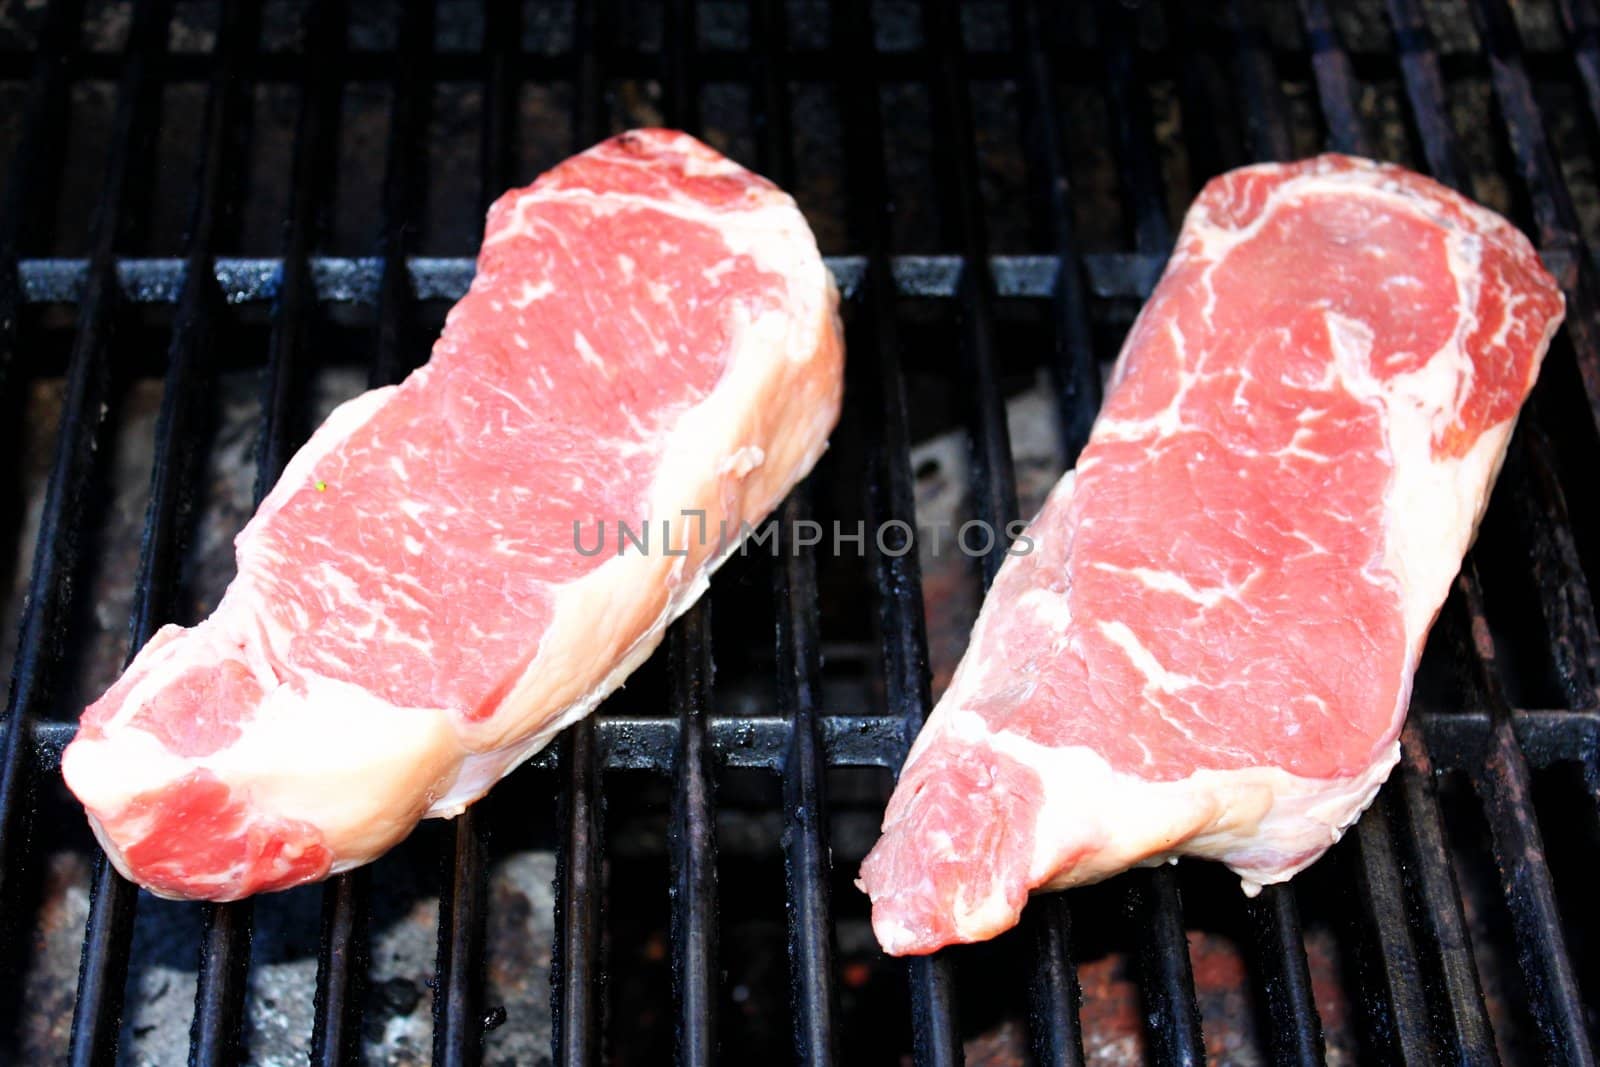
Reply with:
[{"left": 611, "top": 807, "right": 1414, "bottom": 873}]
[
  {"left": 1557, "top": 0, "right": 1600, "bottom": 136},
  {"left": 28, "top": 703, "right": 1593, "bottom": 782},
  {"left": 371, "top": 0, "right": 433, "bottom": 392},
  {"left": 1011, "top": 2, "right": 1097, "bottom": 1062},
  {"left": 550, "top": 712, "right": 604, "bottom": 1067},
  {"left": 1465, "top": 0, "right": 1583, "bottom": 255},
  {"left": 71, "top": 1, "right": 255, "bottom": 1061},
  {"left": 5, "top": 0, "right": 97, "bottom": 1057},
  {"left": 428, "top": 7, "right": 524, "bottom": 1066},
  {"left": 668, "top": 604, "right": 720, "bottom": 1067},
  {"left": 311, "top": 870, "right": 366, "bottom": 1067},
  {"left": 1456, "top": 569, "right": 1593, "bottom": 1064},
  {"left": 30, "top": 714, "right": 920, "bottom": 776},
  {"left": 0, "top": 9, "right": 169, "bottom": 1032},
  {"left": 1024, "top": 895, "right": 1084, "bottom": 1067},
  {"left": 68, "top": 852, "right": 139, "bottom": 1067},
  {"left": 13, "top": 37, "right": 1600, "bottom": 86},
  {"left": 1016, "top": 0, "right": 1100, "bottom": 473},
  {"left": 1095, "top": 0, "right": 1173, "bottom": 257},
  {"left": 551, "top": 3, "right": 609, "bottom": 1063},
  {"left": 1227, "top": 0, "right": 1295, "bottom": 163},
  {"left": 1170, "top": 2, "right": 1243, "bottom": 182},
  {"left": 8, "top": 251, "right": 1172, "bottom": 304},
  {"left": 372, "top": 4, "right": 487, "bottom": 1065},
  {"left": 257, "top": 0, "right": 346, "bottom": 507},
  {"left": 189, "top": 903, "right": 254, "bottom": 1065},
  {"left": 659, "top": 13, "right": 723, "bottom": 1065},
  {"left": 479, "top": 0, "right": 519, "bottom": 221},
  {"left": 195, "top": 0, "right": 381, "bottom": 1058},
  {"left": 0, "top": 0, "right": 80, "bottom": 485},
  {"left": 1297, "top": 0, "right": 1366, "bottom": 163},
  {"left": 1423, "top": 709, "right": 1600, "bottom": 770},
  {"left": 774, "top": 475, "right": 842, "bottom": 1063},
  {"left": 1454, "top": 0, "right": 1600, "bottom": 702},
  {"left": 256, "top": 4, "right": 362, "bottom": 1064},
  {"left": 0, "top": 8, "right": 78, "bottom": 828},
  {"left": 925, "top": 7, "right": 1095, "bottom": 1065},
  {"left": 1347, "top": 803, "right": 1438, "bottom": 1061},
  {"left": 749, "top": 2, "right": 843, "bottom": 1061},
  {"left": 256, "top": 2, "right": 344, "bottom": 508},
  {"left": 434, "top": 807, "right": 488, "bottom": 1067},
  {"left": 1382, "top": 0, "right": 1467, "bottom": 186},
  {"left": 1245, "top": 887, "right": 1323, "bottom": 1066},
  {"left": 834, "top": 1, "right": 960, "bottom": 1062},
  {"left": 924, "top": 0, "right": 1018, "bottom": 584},
  {"left": 0, "top": 44, "right": 1169, "bottom": 84},
  {"left": 0, "top": 0, "right": 79, "bottom": 266},
  {"left": 1396, "top": 718, "right": 1499, "bottom": 1055},
  {"left": 173, "top": 12, "right": 259, "bottom": 1067},
  {"left": 1506, "top": 423, "right": 1600, "bottom": 708},
  {"left": 1128, "top": 868, "right": 1205, "bottom": 1065},
  {"left": 1372, "top": 4, "right": 1600, "bottom": 1060}
]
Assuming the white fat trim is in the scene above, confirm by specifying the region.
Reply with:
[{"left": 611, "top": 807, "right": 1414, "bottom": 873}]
[
  {"left": 61, "top": 729, "right": 195, "bottom": 816},
  {"left": 203, "top": 674, "right": 459, "bottom": 843},
  {"left": 943, "top": 707, "right": 1399, "bottom": 901}
]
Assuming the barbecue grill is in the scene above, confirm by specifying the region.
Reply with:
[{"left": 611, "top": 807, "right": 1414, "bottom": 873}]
[{"left": 1, "top": 0, "right": 1598, "bottom": 1063}]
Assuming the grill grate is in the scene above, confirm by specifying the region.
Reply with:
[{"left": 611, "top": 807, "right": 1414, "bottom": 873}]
[{"left": 1, "top": 0, "right": 1599, "bottom": 1064}]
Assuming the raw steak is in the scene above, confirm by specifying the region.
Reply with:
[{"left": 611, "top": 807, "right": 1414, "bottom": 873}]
[
  {"left": 63, "top": 129, "right": 844, "bottom": 900},
  {"left": 859, "top": 155, "right": 1563, "bottom": 955}
]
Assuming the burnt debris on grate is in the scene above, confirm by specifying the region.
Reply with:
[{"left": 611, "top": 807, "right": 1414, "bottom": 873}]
[{"left": 1, "top": 0, "right": 1599, "bottom": 1065}]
